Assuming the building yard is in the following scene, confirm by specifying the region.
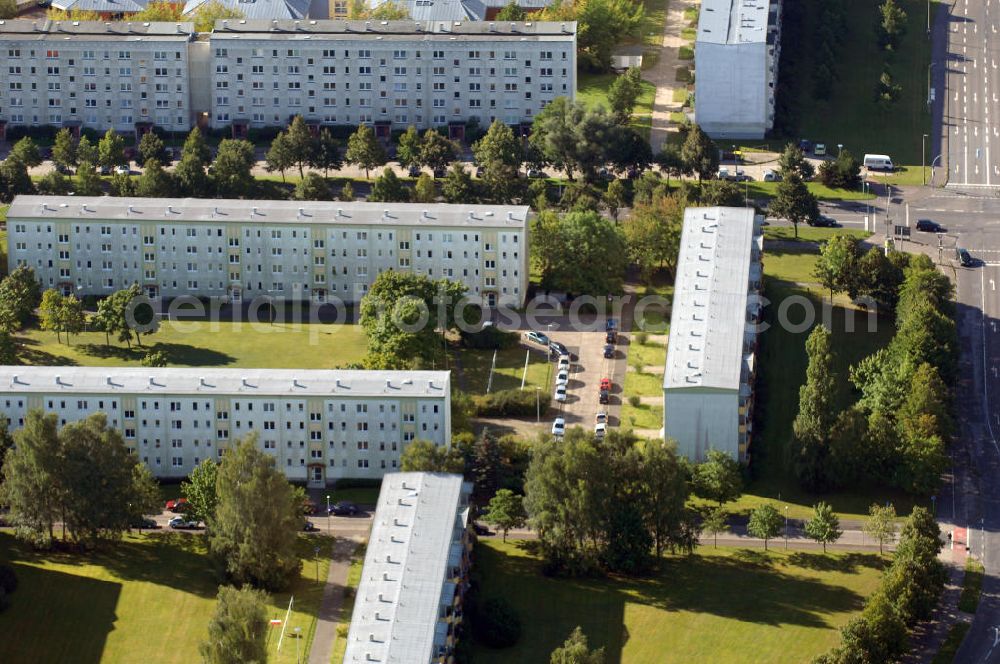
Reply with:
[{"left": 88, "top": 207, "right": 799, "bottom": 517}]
[
  {"left": 471, "top": 540, "right": 885, "bottom": 664},
  {"left": 0, "top": 532, "right": 331, "bottom": 664}
]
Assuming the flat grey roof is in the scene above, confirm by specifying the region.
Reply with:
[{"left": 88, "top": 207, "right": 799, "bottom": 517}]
[
  {"left": 8, "top": 196, "right": 530, "bottom": 229},
  {"left": 696, "top": 0, "right": 771, "bottom": 45},
  {"left": 664, "top": 207, "right": 762, "bottom": 392},
  {"left": 345, "top": 472, "right": 471, "bottom": 664},
  {"left": 210, "top": 18, "right": 576, "bottom": 36},
  {"left": 0, "top": 19, "right": 194, "bottom": 37},
  {"left": 0, "top": 366, "right": 450, "bottom": 398}
]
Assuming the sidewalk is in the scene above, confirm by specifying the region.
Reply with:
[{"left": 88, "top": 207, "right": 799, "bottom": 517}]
[
  {"left": 308, "top": 536, "right": 362, "bottom": 664},
  {"left": 648, "top": 0, "right": 698, "bottom": 152}
]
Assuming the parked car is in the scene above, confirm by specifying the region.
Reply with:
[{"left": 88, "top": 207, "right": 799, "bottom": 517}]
[
  {"left": 114, "top": 165, "right": 130, "bottom": 175},
  {"left": 606, "top": 318, "right": 617, "bottom": 331},
  {"left": 599, "top": 378, "right": 612, "bottom": 391},
  {"left": 131, "top": 517, "right": 158, "bottom": 529},
  {"left": 554, "top": 385, "right": 568, "bottom": 402},
  {"left": 473, "top": 522, "right": 492, "bottom": 536},
  {"left": 557, "top": 354, "right": 571, "bottom": 371},
  {"left": 551, "top": 417, "right": 566, "bottom": 437},
  {"left": 528, "top": 168, "right": 545, "bottom": 178},
  {"left": 166, "top": 498, "right": 189, "bottom": 513},
  {"left": 303, "top": 520, "right": 320, "bottom": 532},
  {"left": 763, "top": 169, "right": 781, "bottom": 182},
  {"left": 916, "top": 219, "right": 944, "bottom": 233},
  {"left": 595, "top": 411, "right": 608, "bottom": 424},
  {"left": 168, "top": 516, "right": 198, "bottom": 529},
  {"left": 603, "top": 344, "right": 615, "bottom": 359},
  {"left": 525, "top": 331, "right": 549, "bottom": 346},
  {"left": 717, "top": 168, "right": 732, "bottom": 181},
  {"left": 98, "top": 165, "right": 111, "bottom": 175},
  {"left": 814, "top": 143, "right": 827, "bottom": 156},
  {"left": 798, "top": 139, "right": 813, "bottom": 153},
  {"left": 433, "top": 167, "right": 447, "bottom": 178},
  {"left": 549, "top": 340, "right": 569, "bottom": 357},
  {"left": 594, "top": 422, "right": 607, "bottom": 440},
  {"left": 555, "top": 369, "right": 570, "bottom": 385},
  {"left": 606, "top": 329, "right": 617, "bottom": 344},
  {"left": 957, "top": 247, "right": 974, "bottom": 267},
  {"left": 407, "top": 165, "right": 421, "bottom": 177},
  {"left": 732, "top": 171, "right": 753, "bottom": 182},
  {"left": 599, "top": 389, "right": 610, "bottom": 405},
  {"left": 329, "top": 501, "right": 359, "bottom": 516}
]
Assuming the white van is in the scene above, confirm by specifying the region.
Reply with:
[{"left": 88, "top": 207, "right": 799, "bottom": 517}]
[{"left": 863, "top": 154, "right": 894, "bottom": 171}]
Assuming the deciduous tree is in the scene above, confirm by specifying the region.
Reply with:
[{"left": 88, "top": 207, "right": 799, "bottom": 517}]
[
  {"left": 138, "top": 132, "right": 166, "bottom": 166},
  {"left": 691, "top": 449, "right": 742, "bottom": 505},
  {"left": 136, "top": 158, "right": 175, "bottom": 198},
  {"left": 294, "top": 173, "right": 332, "bottom": 201},
  {"left": 777, "top": 142, "right": 815, "bottom": 180},
  {"left": 399, "top": 439, "right": 465, "bottom": 473},
  {"left": 680, "top": 123, "right": 719, "bottom": 181},
  {"left": 310, "top": 128, "right": 342, "bottom": 177},
  {"left": 549, "top": 626, "right": 605, "bottom": 664},
  {"left": 769, "top": 172, "right": 819, "bottom": 238},
  {"left": 97, "top": 129, "right": 127, "bottom": 170},
  {"left": 200, "top": 585, "right": 269, "bottom": 664},
  {"left": 74, "top": 160, "right": 103, "bottom": 196},
  {"left": 793, "top": 326, "right": 839, "bottom": 491},
  {"left": 863, "top": 503, "right": 897, "bottom": 555},
  {"left": 483, "top": 489, "right": 527, "bottom": 542},
  {"left": 747, "top": 503, "right": 782, "bottom": 551},
  {"left": 531, "top": 210, "right": 627, "bottom": 295},
  {"left": 804, "top": 502, "right": 842, "bottom": 553},
  {"left": 52, "top": 128, "right": 78, "bottom": 172},
  {"left": 418, "top": 129, "right": 459, "bottom": 174},
  {"left": 212, "top": 139, "right": 256, "bottom": 198},
  {"left": 608, "top": 67, "right": 643, "bottom": 124},
  {"left": 345, "top": 124, "right": 388, "bottom": 178},
  {"left": 396, "top": 126, "right": 423, "bottom": 171},
  {"left": 369, "top": 168, "right": 410, "bottom": 202},
  {"left": 442, "top": 164, "right": 475, "bottom": 203},
  {"left": 702, "top": 507, "right": 729, "bottom": 548},
  {"left": 11, "top": 137, "right": 41, "bottom": 168}
]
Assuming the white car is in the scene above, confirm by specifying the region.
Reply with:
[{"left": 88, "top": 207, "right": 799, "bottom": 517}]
[
  {"left": 114, "top": 165, "right": 130, "bottom": 175},
  {"left": 554, "top": 385, "right": 567, "bottom": 402},
  {"left": 551, "top": 417, "right": 566, "bottom": 437},
  {"left": 555, "top": 369, "right": 569, "bottom": 386},
  {"left": 594, "top": 422, "right": 607, "bottom": 440},
  {"left": 595, "top": 411, "right": 608, "bottom": 424},
  {"left": 557, "top": 354, "right": 571, "bottom": 371}
]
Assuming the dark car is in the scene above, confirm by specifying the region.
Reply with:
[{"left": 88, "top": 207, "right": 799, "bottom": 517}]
[
  {"left": 407, "top": 164, "right": 421, "bottom": 177},
  {"left": 798, "top": 139, "right": 813, "bottom": 153},
  {"left": 916, "top": 219, "right": 944, "bottom": 233},
  {"left": 606, "top": 329, "right": 617, "bottom": 344},
  {"left": 476, "top": 166, "right": 485, "bottom": 178},
  {"left": 329, "top": 501, "right": 360, "bottom": 516},
  {"left": 303, "top": 520, "right": 320, "bottom": 532},
  {"left": 599, "top": 389, "right": 610, "bottom": 405},
  {"left": 549, "top": 340, "right": 569, "bottom": 357},
  {"left": 606, "top": 318, "right": 618, "bottom": 331},
  {"left": 433, "top": 167, "right": 447, "bottom": 178},
  {"left": 132, "top": 517, "right": 158, "bottom": 530},
  {"left": 603, "top": 344, "right": 615, "bottom": 359},
  {"left": 472, "top": 522, "right": 492, "bottom": 536},
  {"left": 809, "top": 215, "right": 836, "bottom": 227},
  {"left": 958, "top": 248, "right": 974, "bottom": 267}
]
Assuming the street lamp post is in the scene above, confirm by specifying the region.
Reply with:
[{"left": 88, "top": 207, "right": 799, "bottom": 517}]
[
  {"left": 922, "top": 133, "right": 929, "bottom": 185},
  {"left": 326, "top": 494, "right": 331, "bottom": 536},
  {"left": 837, "top": 143, "right": 843, "bottom": 157},
  {"left": 784, "top": 506, "right": 789, "bottom": 550},
  {"left": 294, "top": 627, "right": 302, "bottom": 664},
  {"left": 535, "top": 386, "right": 541, "bottom": 423}
]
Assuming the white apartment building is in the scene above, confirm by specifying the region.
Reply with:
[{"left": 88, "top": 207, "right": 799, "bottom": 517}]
[
  {"left": 0, "top": 367, "right": 451, "bottom": 485},
  {"left": 207, "top": 19, "right": 577, "bottom": 139},
  {"left": 694, "top": 0, "right": 782, "bottom": 139},
  {"left": 0, "top": 20, "right": 196, "bottom": 141},
  {"left": 345, "top": 472, "right": 473, "bottom": 664},
  {"left": 7, "top": 195, "right": 530, "bottom": 306},
  {"left": 662, "top": 207, "right": 763, "bottom": 463}
]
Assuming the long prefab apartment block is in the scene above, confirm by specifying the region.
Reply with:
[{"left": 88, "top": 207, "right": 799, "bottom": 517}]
[
  {"left": 6, "top": 195, "right": 530, "bottom": 307},
  {"left": 662, "top": 206, "right": 763, "bottom": 463},
  {"left": 344, "top": 472, "right": 473, "bottom": 664},
  {"left": 0, "top": 18, "right": 576, "bottom": 140},
  {"left": 0, "top": 366, "right": 451, "bottom": 485}
]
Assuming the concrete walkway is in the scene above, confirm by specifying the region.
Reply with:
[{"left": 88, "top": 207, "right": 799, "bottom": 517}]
[
  {"left": 308, "top": 536, "right": 363, "bottom": 664},
  {"left": 648, "top": 0, "right": 699, "bottom": 152}
]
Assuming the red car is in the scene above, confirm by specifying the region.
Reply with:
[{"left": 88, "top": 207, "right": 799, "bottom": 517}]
[
  {"left": 165, "top": 498, "right": 189, "bottom": 513},
  {"left": 599, "top": 378, "right": 612, "bottom": 391}
]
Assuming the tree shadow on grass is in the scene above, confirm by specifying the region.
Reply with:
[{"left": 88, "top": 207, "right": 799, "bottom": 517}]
[
  {"left": 13, "top": 335, "right": 79, "bottom": 366},
  {"left": 74, "top": 342, "right": 236, "bottom": 366},
  {"left": 0, "top": 560, "right": 119, "bottom": 664},
  {"left": 786, "top": 551, "right": 886, "bottom": 574}
]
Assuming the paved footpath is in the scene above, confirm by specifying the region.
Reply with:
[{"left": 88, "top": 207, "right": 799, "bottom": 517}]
[{"left": 308, "top": 536, "right": 363, "bottom": 664}]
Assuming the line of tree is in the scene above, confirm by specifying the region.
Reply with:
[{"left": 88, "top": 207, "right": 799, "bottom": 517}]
[
  {"left": 812, "top": 0, "right": 847, "bottom": 99},
  {"left": 814, "top": 507, "right": 944, "bottom": 663},
  {"left": 792, "top": 249, "right": 956, "bottom": 494},
  {"left": 0, "top": 410, "right": 161, "bottom": 548}
]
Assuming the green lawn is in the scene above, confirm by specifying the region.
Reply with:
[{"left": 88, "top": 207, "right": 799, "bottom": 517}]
[
  {"left": 746, "top": 181, "right": 876, "bottom": 202},
  {"left": 763, "top": 227, "right": 873, "bottom": 243},
  {"left": 623, "top": 368, "right": 663, "bottom": 397},
  {"left": 0, "top": 531, "right": 331, "bottom": 664},
  {"left": 471, "top": 541, "right": 884, "bottom": 664},
  {"left": 15, "top": 320, "right": 368, "bottom": 369},
  {"left": 620, "top": 400, "right": 663, "bottom": 430},
  {"left": 959, "top": 558, "right": 985, "bottom": 614},
  {"left": 0, "top": 204, "right": 8, "bottom": 222},
  {"left": 778, "top": 0, "right": 934, "bottom": 165},
  {"left": 577, "top": 72, "right": 657, "bottom": 136},
  {"left": 627, "top": 339, "right": 666, "bottom": 369},
  {"left": 638, "top": 0, "right": 670, "bottom": 66},
  {"left": 453, "top": 345, "right": 551, "bottom": 395}
]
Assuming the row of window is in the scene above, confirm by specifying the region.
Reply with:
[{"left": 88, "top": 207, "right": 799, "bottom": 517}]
[{"left": 215, "top": 48, "right": 565, "bottom": 61}]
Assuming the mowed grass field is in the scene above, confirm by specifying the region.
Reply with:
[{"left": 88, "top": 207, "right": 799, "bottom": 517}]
[
  {"left": 577, "top": 72, "right": 657, "bottom": 136},
  {"left": 0, "top": 531, "right": 332, "bottom": 664},
  {"left": 779, "top": 0, "right": 933, "bottom": 165},
  {"left": 471, "top": 541, "right": 884, "bottom": 664}
]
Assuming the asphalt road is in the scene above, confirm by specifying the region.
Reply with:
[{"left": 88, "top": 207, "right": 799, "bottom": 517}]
[{"left": 944, "top": 0, "right": 1000, "bottom": 188}]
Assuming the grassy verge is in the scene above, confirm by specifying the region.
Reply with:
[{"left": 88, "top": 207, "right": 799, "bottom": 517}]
[
  {"left": 15, "top": 321, "right": 368, "bottom": 369},
  {"left": 746, "top": 181, "right": 876, "bottom": 202},
  {"left": 0, "top": 531, "right": 331, "bottom": 664},
  {"left": 0, "top": 204, "right": 8, "bottom": 223},
  {"left": 931, "top": 622, "right": 971, "bottom": 664},
  {"left": 638, "top": 0, "right": 670, "bottom": 67},
  {"left": 621, "top": 400, "right": 663, "bottom": 430},
  {"left": 958, "top": 558, "right": 985, "bottom": 614},
  {"left": 330, "top": 542, "right": 365, "bottom": 664},
  {"left": 763, "top": 227, "right": 873, "bottom": 243},
  {"left": 777, "top": 0, "right": 933, "bottom": 164},
  {"left": 326, "top": 485, "right": 381, "bottom": 505},
  {"left": 470, "top": 540, "right": 883, "bottom": 663},
  {"left": 577, "top": 72, "right": 657, "bottom": 137},
  {"left": 454, "top": 345, "right": 551, "bottom": 395}
]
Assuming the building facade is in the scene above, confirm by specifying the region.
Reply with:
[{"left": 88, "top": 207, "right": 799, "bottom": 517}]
[
  {"left": 207, "top": 19, "right": 576, "bottom": 138},
  {"left": 693, "top": 0, "right": 782, "bottom": 139},
  {"left": 0, "top": 20, "right": 196, "bottom": 141},
  {"left": 0, "top": 367, "right": 451, "bottom": 485},
  {"left": 662, "top": 207, "right": 763, "bottom": 463},
  {"left": 7, "top": 195, "right": 530, "bottom": 306},
  {"left": 0, "top": 19, "right": 576, "bottom": 140},
  {"left": 344, "top": 472, "right": 473, "bottom": 664}
]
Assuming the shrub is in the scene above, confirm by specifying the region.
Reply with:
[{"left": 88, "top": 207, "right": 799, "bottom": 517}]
[
  {"left": 678, "top": 46, "right": 694, "bottom": 60},
  {"left": 635, "top": 331, "right": 648, "bottom": 345},
  {"left": 0, "top": 565, "right": 17, "bottom": 596},
  {"left": 473, "top": 597, "right": 521, "bottom": 648},
  {"left": 628, "top": 395, "right": 641, "bottom": 408},
  {"left": 473, "top": 389, "right": 550, "bottom": 417}
]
